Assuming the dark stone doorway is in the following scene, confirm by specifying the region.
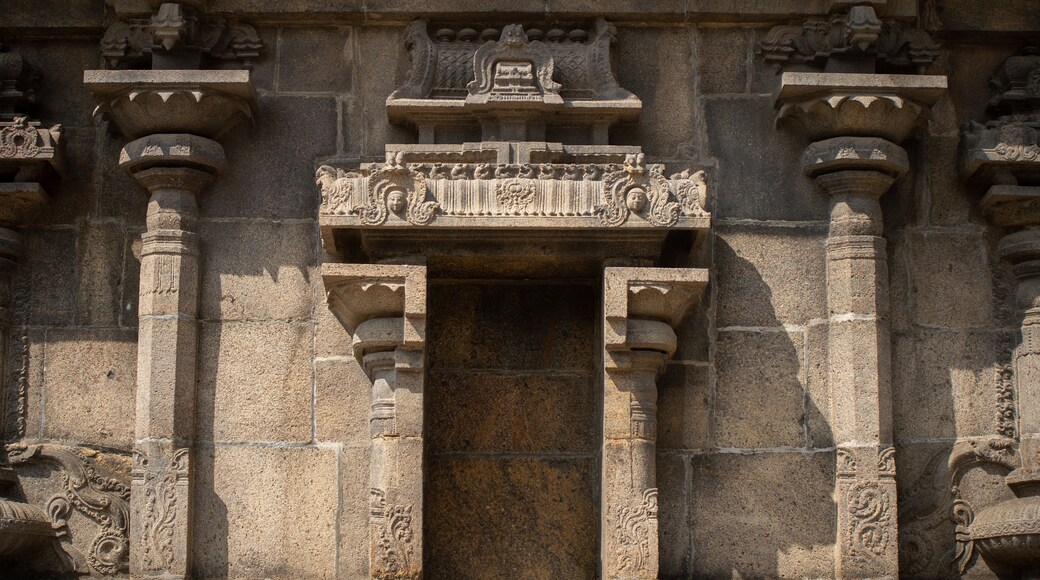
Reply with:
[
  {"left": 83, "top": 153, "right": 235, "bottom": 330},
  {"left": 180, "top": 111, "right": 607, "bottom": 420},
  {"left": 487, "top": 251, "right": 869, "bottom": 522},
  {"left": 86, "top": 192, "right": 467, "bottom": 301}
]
[{"left": 425, "top": 279, "right": 600, "bottom": 578}]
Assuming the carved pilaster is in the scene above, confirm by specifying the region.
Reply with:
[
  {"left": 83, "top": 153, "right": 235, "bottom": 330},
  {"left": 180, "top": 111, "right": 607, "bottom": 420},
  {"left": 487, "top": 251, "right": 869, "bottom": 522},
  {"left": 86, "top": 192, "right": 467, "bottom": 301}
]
[
  {"left": 601, "top": 267, "right": 706, "bottom": 580},
  {"left": 765, "top": 7, "right": 946, "bottom": 574},
  {"left": 961, "top": 48, "right": 1040, "bottom": 574},
  {"left": 323, "top": 263, "right": 427, "bottom": 580},
  {"left": 85, "top": 12, "right": 260, "bottom": 573}
]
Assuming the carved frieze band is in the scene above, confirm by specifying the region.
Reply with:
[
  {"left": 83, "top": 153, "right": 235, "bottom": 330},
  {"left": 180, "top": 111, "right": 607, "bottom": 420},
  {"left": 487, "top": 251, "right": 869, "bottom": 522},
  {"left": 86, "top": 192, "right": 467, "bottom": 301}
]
[{"left": 317, "top": 154, "right": 708, "bottom": 228}]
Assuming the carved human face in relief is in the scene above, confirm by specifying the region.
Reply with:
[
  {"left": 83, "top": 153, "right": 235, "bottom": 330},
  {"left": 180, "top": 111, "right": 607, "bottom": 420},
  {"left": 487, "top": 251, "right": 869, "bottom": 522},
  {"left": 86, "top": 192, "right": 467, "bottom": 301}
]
[
  {"left": 387, "top": 190, "right": 406, "bottom": 213},
  {"left": 626, "top": 187, "right": 647, "bottom": 212}
]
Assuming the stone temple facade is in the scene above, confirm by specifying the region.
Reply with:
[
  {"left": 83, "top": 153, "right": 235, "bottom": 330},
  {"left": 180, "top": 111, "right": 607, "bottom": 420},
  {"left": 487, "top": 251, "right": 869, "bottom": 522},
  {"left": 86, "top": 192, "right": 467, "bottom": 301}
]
[{"left": 1, "top": 0, "right": 1040, "bottom": 577}]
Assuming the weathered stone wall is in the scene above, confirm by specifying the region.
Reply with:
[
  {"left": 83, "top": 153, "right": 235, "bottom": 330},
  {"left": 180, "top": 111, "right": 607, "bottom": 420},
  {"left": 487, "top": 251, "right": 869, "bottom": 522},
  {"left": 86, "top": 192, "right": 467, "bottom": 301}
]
[{"left": 0, "top": 0, "right": 1035, "bottom": 577}]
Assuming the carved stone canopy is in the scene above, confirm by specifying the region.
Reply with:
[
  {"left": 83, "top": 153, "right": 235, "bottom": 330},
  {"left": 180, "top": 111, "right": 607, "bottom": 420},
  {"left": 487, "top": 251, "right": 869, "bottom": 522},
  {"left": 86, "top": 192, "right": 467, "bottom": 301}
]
[{"left": 387, "top": 19, "right": 639, "bottom": 144}]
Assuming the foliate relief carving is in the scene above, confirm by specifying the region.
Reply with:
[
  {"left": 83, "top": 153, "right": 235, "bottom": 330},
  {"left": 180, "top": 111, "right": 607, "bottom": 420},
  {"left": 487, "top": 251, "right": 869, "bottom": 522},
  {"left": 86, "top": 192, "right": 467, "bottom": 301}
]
[
  {"left": 613, "top": 488, "right": 658, "bottom": 573},
  {"left": 6, "top": 444, "right": 131, "bottom": 575},
  {"left": 494, "top": 178, "right": 538, "bottom": 214},
  {"left": 878, "top": 446, "right": 896, "bottom": 477},
  {"left": 3, "top": 271, "right": 29, "bottom": 439},
  {"left": 996, "top": 330, "right": 1017, "bottom": 440},
  {"left": 899, "top": 439, "right": 1016, "bottom": 575},
  {"left": 758, "top": 8, "right": 940, "bottom": 69},
  {"left": 845, "top": 481, "right": 894, "bottom": 562},
  {"left": 0, "top": 117, "right": 60, "bottom": 161},
  {"left": 837, "top": 448, "right": 858, "bottom": 478},
  {"left": 370, "top": 489, "right": 415, "bottom": 577},
  {"left": 100, "top": 3, "right": 263, "bottom": 69},
  {"left": 133, "top": 446, "right": 189, "bottom": 572},
  {"left": 316, "top": 159, "right": 709, "bottom": 227}
]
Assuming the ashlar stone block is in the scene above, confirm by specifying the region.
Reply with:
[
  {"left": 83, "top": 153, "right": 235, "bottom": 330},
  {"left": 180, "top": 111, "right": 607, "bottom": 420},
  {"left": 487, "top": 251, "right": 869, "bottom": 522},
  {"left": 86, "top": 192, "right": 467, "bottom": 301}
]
[{"left": 196, "top": 321, "right": 314, "bottom": 443}]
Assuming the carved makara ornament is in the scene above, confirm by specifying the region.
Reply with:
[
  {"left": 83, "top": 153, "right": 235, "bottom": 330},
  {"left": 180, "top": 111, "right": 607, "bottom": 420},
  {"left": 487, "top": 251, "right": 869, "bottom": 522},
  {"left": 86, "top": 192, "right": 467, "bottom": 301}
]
[{"left": 6, "top": 444, "right": 131, "bottom": 576}]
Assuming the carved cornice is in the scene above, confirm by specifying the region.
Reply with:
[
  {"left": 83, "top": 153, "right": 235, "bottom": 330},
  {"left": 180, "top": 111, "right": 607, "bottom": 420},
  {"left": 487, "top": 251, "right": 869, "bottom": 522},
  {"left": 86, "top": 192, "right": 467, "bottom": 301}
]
[
  {"left": 317, "top": 152, "right": 708, "bottom": 238},
  {"left": 100, "top": 2, "right": 263, "bottom": 70},
  {"left": 758, "top": 6, "right": 940, "bottom": 71},
  {"left": 84, "top": 69, "right": 256, "bottom": 140}
]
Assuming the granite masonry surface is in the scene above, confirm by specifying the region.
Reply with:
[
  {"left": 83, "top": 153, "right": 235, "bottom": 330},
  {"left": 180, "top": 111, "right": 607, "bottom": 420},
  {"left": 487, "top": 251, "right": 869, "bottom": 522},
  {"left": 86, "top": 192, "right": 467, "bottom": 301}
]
[{"left": 0, "top": 0, "right": 1036, "bottom": 578}]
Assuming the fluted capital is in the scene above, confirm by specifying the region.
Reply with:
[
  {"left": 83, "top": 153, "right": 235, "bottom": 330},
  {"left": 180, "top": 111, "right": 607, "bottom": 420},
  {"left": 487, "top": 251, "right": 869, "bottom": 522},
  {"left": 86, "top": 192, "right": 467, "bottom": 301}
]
[
  {"left": 84, "top": 69, "right": 256, "bottom": 140},
  {"left": 775, "top": 72, "right": 947, "bottom": 143}
]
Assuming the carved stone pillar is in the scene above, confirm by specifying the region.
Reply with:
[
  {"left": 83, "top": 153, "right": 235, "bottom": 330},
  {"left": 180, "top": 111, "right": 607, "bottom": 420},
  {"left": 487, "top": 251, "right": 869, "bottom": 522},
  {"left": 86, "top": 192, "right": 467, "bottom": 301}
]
[
  {"left": 961, "top": 49, "right": 1040, "bottom": 572},
  {"left": 324, "top": 263, "right": 427, "bottom": 580},
  {"left": 85, "top": 6, "right": 261, "bottom": 575},
  {"left": 762, "top": 4, "right": 946, "bottom": 575},
  {"left": 601, "top": 267, "right": 706, "bottom": 580}
]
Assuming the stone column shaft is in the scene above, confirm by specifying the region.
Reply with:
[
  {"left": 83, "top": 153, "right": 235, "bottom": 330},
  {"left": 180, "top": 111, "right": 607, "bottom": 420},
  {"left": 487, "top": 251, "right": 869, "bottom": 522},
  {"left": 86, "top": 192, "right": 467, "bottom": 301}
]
[
  {"left": 813, "top": 162, "right": 901, "bottom": 578},
  {"left": 600, "top": 267, "right": 706, "bottom": 580},
  {"left": 323, "top": 263, "right": 426, "bottom": 580},
  {"left": 122, "top": 137, "right": 224, "bottom": 579}
]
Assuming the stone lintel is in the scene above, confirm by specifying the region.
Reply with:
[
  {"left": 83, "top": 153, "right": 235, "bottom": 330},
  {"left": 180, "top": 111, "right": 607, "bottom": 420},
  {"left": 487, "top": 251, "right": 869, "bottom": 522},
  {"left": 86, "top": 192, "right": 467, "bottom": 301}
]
[
  {"left": 84, "top": 69, "right": 256, "bottom": 140},
  {"left": 775, "top": 72, "right": 947, "bottom": 142}
]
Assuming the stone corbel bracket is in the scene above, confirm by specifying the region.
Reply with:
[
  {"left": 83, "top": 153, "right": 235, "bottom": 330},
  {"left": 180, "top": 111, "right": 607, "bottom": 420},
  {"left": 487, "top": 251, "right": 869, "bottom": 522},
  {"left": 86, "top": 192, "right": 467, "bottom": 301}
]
[
  {"left": 84, "top": 69, "right": 256, "bottom": 141},
  {"left": 775, "top": 72, "right": 947, "bottom": 144},
  {"left": 602, "top": 267, "right": 709, "bottom": 369},
  {"left": 322, "top": 263, "right": 427, "bottom": 358}
]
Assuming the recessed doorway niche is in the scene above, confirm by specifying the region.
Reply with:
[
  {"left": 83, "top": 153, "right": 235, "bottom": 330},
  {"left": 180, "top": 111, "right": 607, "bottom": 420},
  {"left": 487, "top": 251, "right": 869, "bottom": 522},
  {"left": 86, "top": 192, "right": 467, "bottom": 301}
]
[{"left": 318, "top": 18, "right": 710, "bottom": 579}]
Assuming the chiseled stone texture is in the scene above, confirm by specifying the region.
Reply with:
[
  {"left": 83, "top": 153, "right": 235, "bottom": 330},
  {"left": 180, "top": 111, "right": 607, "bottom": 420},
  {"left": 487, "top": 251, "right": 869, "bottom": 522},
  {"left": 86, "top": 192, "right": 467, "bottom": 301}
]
[
  {"left": 192, "top": 444, "right": 338, "bottom": 579},
  {"left": 196, "top": 321, "right": 313, "bottom": 442},
  {"left": 35, "top": 328, "right": 137, "bottom": 448},
  {"left": 199, "top": 220, "right": 316, "bottom": 321},
  {"left": 714, "top": 329, "right": 811, "bottom": 449},
  {"left": 715, "top": 223, "right": 828, "bottom": 328},
  {"left": 689, "top": 451, "right": 836, "bottom": 577}
]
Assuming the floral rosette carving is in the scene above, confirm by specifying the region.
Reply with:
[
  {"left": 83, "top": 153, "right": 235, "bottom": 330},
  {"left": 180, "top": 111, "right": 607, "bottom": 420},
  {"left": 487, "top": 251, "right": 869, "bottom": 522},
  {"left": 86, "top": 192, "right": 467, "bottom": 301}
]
[
  {"left": 598, "top": 154, "right": 679, "bottom": 227},
  {"left": 495, "top": 178, "right": 538, "bottom": 214}
]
